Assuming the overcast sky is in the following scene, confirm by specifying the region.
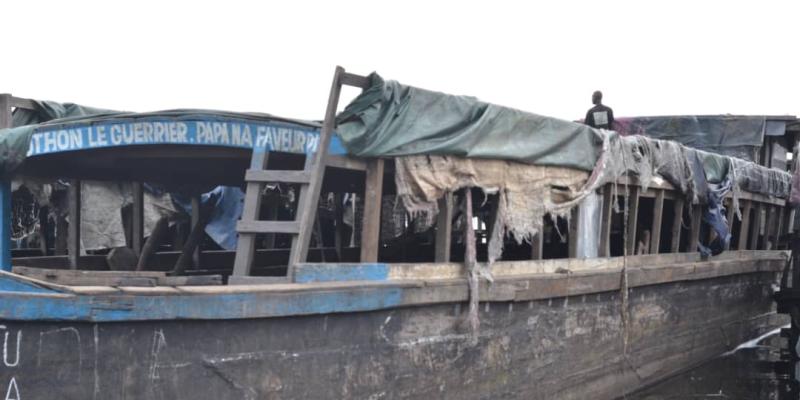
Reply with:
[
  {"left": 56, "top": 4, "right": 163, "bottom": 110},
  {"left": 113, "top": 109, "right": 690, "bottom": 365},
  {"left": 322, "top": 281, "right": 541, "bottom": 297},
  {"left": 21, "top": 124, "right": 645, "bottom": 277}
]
[{"left": 2, "top": 1, "right": 798, "bottom": 121}]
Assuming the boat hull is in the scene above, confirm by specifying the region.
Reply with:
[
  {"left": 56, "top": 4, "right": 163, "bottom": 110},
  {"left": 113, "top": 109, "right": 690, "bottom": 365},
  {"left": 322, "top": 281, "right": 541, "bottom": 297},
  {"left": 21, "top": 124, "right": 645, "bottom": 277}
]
[{"left": 0, "top": 270, "right": 783, "bottom": 399}]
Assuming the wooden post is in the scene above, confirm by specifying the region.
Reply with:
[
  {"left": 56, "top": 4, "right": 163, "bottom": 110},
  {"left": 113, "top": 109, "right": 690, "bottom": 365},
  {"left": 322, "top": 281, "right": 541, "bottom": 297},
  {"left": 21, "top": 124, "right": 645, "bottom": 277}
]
[
  {"left": 131, "top": 181, "right": 144, "bottom": 256},
  {"left": 764, "top": 205, "right": 776, "bottom": 250},
  {"left": 749, "top": 203, "right": 762, "bottom": 250},
  {"left": 0, "top": 95, "right": 11, "bottom": 271},
  {"left": 531, "top": 229, "right": 543, "bottom": 260},
  {"left": 737, "top": 200, "right": 752, "bottom": 250},
  {"left": 723, "top": 198, "right": 736, "bottom": 250},
  {"left": 650, "top": 189, "right": 665, "bottom": 254},
  {"left": 688, "top": 204, "right": 702, "bottom": 253},
  {"left": 68, "top": 180, "right": 81, "bottom": 269},
  {"left": 598, "top": 184, "right": 613, "bottom": 257},
  {"left": 38, "top": 206, "right": 49, "bottom": 256},
  {"left": 360, "top": 159, "right": 384, "bottom": 263},
  {"left": 625, "top": 186, "right": 640, "bottom": 256},
  {"left": 435, "top": 192, "right": 453, "bottom": 262},
  {"left": 670, "top": 197, "right": 684, "bottom": 253},
  {"left": 776, "top": 205, "right": 786, "bottom": 249},
  {"left": 55, "top": 214, "right": 68, "bottom": 255},
  {"left": 334, "top": 193, "right": 345, "bottom": 261},
  {"left": 568, "top": 206, "right": 579, "bottom": 258}
]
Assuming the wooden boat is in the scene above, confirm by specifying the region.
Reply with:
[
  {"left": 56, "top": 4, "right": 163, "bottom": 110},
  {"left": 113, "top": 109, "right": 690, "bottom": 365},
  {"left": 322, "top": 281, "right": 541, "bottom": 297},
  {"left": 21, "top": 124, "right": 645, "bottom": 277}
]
[{"left": 0, "top": 68, "right": 794, "bottom": 399}]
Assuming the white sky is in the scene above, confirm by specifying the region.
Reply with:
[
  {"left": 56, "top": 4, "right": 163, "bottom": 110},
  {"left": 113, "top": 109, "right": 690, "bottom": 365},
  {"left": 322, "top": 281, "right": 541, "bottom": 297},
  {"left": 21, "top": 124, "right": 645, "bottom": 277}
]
[{"left": 2, "top": 0, "right": 799, "bottom": 121}]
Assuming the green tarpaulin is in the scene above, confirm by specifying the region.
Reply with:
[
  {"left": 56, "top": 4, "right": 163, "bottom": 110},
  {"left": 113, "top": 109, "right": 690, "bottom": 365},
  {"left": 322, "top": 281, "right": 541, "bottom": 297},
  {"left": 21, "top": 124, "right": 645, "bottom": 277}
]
[{"left": 336, "top": 73, "right": 604, "bottom": 172}]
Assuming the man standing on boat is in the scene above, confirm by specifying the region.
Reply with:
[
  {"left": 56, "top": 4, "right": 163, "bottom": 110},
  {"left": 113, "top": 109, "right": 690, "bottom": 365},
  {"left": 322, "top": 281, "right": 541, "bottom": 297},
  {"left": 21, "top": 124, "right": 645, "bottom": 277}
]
[{"left": 585, "top": 90, "right": 615, "bottom": 130}]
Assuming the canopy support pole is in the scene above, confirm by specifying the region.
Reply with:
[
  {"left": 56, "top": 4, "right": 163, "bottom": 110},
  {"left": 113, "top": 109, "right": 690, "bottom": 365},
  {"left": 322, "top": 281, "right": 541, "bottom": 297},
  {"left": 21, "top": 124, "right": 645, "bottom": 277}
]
[{"left": 0, "top": 95, "right": 11, "bottom": 271}]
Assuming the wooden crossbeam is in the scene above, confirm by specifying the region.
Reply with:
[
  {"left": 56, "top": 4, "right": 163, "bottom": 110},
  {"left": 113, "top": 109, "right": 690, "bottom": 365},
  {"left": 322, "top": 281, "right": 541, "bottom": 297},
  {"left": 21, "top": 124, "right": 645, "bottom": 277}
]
[{"left": 244, "top": 170, "right": 311, "bottom": 184}]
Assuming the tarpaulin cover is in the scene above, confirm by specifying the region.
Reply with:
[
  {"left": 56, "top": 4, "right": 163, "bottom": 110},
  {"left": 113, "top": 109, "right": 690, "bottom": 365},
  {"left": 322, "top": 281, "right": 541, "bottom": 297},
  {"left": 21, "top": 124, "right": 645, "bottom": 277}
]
[
  {"left": 336, "top": 73, "right": 604, "bottom": 172},
  {"left": 614, "top": 116, "right": 769, "bottom": 162}
]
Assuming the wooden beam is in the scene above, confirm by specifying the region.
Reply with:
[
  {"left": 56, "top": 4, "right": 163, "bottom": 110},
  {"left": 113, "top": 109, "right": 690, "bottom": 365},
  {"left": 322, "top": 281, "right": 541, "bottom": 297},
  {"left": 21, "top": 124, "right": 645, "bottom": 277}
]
[
  {"left": 531, "top": 230, "right": 543, "bottom": 260},
  {"left": 650, "top": 189, "right": 665, "bottom": 254},
  {"left": 598, "top": 184, "right": 613, "bottom": 257},
  {"left": 434, "top": 192, "right": 453, "bottom": 262},
  {"left": 340, "top": 72, "right": 371, "bottom": 89},
  {"left": 360, "top": 158, "right": 384, "bottom": 263},
  {"left": 236, "top": 220, "right": 301, "bottom": 234},
  {"left": 131, "top": 181, "right": 144, "bottom": 256},
  {"left": 737, "top": 200, "right": 752, "bottom": 250},
  {"left": 568, "top": 206, "right": 579, "bottom": 258},
  {"left": 55, "top": 214, "right": 68, "bottom": 255},
  {"left": 232, "top": 150, "right": 270, "bottom": 276},
  {"left": 38, "top": 206, "right": 49, "bottom": 256},
  {"left": 245, "top": 169, "right": 311, "bottom": 184},
  {"left": 776, "top": 205, "right": 786, "bottom": 249},
  {"left": 625, "top": 186, "right": 640, "bottom": 256},
  {"left": 68, "top": 180, "right": 81, "bottom": 269},
  {"left": 334, "top": 193, "right": 345, "bottom": 261},
  {"left": 749, "top": 203, "right": 763, "bottom": 250},
  {"left": 670, "top": 197, "right": 684, "bottom": 253},
  {"left": 764, "top": 206, "right": 776, "bottom": 250},
  {"left": 286, "top": 66, "right": 345, "bottom": 281},
  {"left": 723, "top": 199, "right": 736, "bottom": 250},
  {"left": 688, "top": 204, "right": 702, "bottom": 254},
  {"left": 325, "top": 155, "right": 368, "bottom": 171}
]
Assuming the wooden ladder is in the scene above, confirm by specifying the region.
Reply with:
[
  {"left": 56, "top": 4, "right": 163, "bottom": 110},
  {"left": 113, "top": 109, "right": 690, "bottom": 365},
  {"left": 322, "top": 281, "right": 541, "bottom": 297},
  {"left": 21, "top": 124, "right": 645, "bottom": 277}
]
[{"left": 231, "top": 66, "right": 370, "bottom": 282}]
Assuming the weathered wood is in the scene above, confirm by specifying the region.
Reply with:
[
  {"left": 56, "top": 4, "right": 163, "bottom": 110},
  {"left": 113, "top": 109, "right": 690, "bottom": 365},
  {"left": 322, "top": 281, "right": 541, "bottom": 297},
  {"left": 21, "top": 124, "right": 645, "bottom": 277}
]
[
  {"left": 360, "top": 158, "right": 385, "bottom": 263},
  {"left": 531, "top": 230, "right": 543, "bottom": 260},
  {"left": 723, "top": 199, "right": 736, "bottom": 250},
  {"left": 236, "top": 220, "right": 301, "bottom": 234},
  {"left": 464, "top": 189, "right": 476, "bottom": 269},
  {"left": 737, "top": 200, "right": 752, "bottom": 250},
  {"left": 599, "top": 184, "right": 613, "bottom": 257},
  {"left": 325, "top": 155, "right": 368, "bottom": 171},
  {"left": 38, "top": 206, "right": 49, "bottom": 256},
  {"left": 688, "top": 204, "right": 702, "bottom": 253},
  {"left": 68, "top": 180, "right": 81, "bottom": 269},
  {"left": 435, "top": 192, "right": 453, "bottom": 262},
  {"left": 232, "top": 150, "right": 270, "bottom": 276},
  {"left": 286, "top": 66, "right": 347, "bottom": 281},
  {"left": 334, "top": 193, "right": 345, "bottom": 261},
  {"left": 625, "top": 186, "right": 640, "bottom": 255},
  {"left": 670, "top": 197, "right": 685, "bottom": 253},
  {"left": 0, "top": 94, "right": 10, "bottom": 129},
  {"left": 749, "top": 203, "right": 763, "bottom": 250},
  {"left": 136, "top": 216, "right": 170, "bottom": 271},
  {"left": 340, "top": 72, "right": 371, "bottom": 88},
  {"left": 245, "top": 169, "right": 311, "bottom": 184},
  {"left": 650, "top": 189, "right": 665, "bottom": 254},
  {"left": 568, "top": 207, "right": 579, "bottom": 258},
  {"left": 775, "top": 205, "right": 785, "bottom": 249},
  {"left": 131, "top": 181, "right": 144, "bottom": 256},
  {"left": 55, "top": 214, "right": 68, "bottom": 255}
]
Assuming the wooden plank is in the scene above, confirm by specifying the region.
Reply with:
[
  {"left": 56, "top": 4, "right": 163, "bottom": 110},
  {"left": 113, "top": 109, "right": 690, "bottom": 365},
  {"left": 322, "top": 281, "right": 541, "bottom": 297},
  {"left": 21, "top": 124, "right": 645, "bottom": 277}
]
[
  {"left": 326, "top": 155, "right": 368, "bottom": 171},
  {"left": 688, "top": 204, "right": 702, "bottom": 254},
  {"left": 723, "top": 199, "right": 736, "bottom": 250},
  {"left": 670, "top": 197, "right": 685, "bottom": 253},
  {"left": 531, "top": 230, "right": 543, "bottom": 260},
  {"left": 749, "top": 203, "right": 763, "bottom": 250},
  {"left": 625, "top": 186, "right": 640, "bottom": 255},
  {"left": 650, "top": 189, "right": 665, "bottom": 254},
  {"left": 776, "top": 205, "right": 786, "bottom": 249},
  {"left": 245, "top": 169, "right": 311, "bottom": 184},
  {"left": 38, "top": 206, "right": 49, "bottom": 257},
  {"left": 9, "top": 96, "right": 37, "bottom": 110},
  {"left": 68, "top": 180, "right": 81, "bottom": 269},
  {"left": 737, "top": 200, "right": 752, "bottom": 250},
  {"left": 435, "top": 192, "right": 453, "bottom": 262},
  {"left": 568, "top": 207, "right": 579, "bottom": 258},
  {"left": 340, "top": 72, "right": 371, "bottom": 89},
  {"left": 236, "top": 220, "right": 301, "bottom": 234},
  {"left": 360, "top": 158, "right": 385, "bottom": 263},
  {"left": 334, "top": 192, "right": 345, "bottom": 261},
  {"left": 598, "top": 184, "right": 613, "bottom": 257},
  {"left": 131, "top": 181, "right": 144, "bottom": 256},
  {"left": 232, "top": 149, "right": 270, "bottom": 276},
  {"left": 228, "top": 276, "right": 290, "bottom": 285},
  {"left": 764, "top": 205, "right": 776, "bottom": 250},
  {"left": 55, "top": 214, "right": 68, "bottom": 255},
  {"left": 286, "top": 66, "right": 346, "bottom": 282}
]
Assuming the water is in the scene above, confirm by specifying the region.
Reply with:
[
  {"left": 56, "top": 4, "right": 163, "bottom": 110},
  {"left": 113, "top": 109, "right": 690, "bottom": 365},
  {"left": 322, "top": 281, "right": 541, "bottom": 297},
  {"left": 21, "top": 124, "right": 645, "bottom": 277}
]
[{"left": 624, "top": 327, "right": 799, "bottom": 400}]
